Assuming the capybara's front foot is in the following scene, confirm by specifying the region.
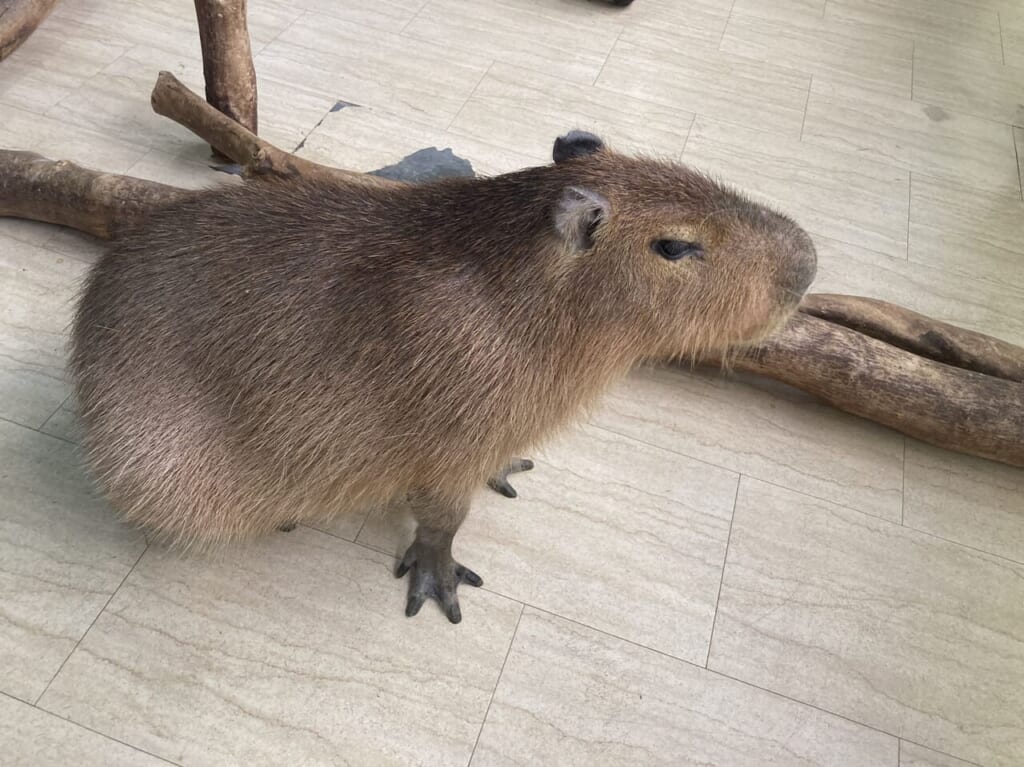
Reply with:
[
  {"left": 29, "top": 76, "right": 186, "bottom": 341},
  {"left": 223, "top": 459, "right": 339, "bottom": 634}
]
[
  {"left": 395, "top": 527, "right": 482, "bottom": 624},
  {"left": 486, "top": 458, "right": 535, "bottom": 499}
]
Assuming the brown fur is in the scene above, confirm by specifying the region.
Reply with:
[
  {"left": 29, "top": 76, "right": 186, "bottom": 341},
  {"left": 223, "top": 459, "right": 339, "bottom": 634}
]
[{"left": 70, "top": 144, "right": 815, "bottom": 548}]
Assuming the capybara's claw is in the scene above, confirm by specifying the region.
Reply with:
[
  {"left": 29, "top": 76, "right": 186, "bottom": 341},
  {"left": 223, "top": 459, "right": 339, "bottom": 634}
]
[
  {"left": 396, "top": 540, "right": 482, "bottom": 624},
  {"left": 487, "top": 458, "right": 535, "bottom": 499}
]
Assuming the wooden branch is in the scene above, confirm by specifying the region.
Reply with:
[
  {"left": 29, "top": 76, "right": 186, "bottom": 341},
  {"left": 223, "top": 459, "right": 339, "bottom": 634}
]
[
  {"left": 801, "top": 293, "right": 1024, "bottom": 383},
  {"left": 732, "top": 313, "right": 1024, "bottom": 468},
  {"left": 0, "top": 150, "right": 185, "bottom": 239},
  {"left": 193, "top": 0, "right": 257, "bottom": 140},
  {"left": 150, "top": 71, "right": 397, "bottom": 187},
  {"left": 0, "top": 0, "right": 58, "bottom": 61}
]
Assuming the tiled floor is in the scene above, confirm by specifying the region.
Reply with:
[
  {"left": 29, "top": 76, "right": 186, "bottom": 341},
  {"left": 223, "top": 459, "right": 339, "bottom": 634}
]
[{"left": 1, "top": 0, "right": 1022, "bottom": 765}]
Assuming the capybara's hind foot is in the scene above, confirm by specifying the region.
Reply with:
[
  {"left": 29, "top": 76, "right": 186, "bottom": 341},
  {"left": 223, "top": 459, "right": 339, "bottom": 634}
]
[
  {"left": 395, "top": 528, "right": 482, "bottom": 624},
  {"left": 486, "top": 458, "right": 534, "bottom": 499},
  {"left": 277, "top": 521, "right": 298, "bottom": 532}
]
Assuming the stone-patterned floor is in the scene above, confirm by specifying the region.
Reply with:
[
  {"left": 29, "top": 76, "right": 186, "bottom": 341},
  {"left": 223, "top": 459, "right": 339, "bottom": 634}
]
[{"left": 1, "top": 1, "right": 1023, "bottom": 765}]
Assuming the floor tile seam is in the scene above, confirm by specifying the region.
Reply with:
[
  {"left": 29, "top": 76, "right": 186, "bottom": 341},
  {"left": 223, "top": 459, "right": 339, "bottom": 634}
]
[
  {"left": 466, "top": 603, "right": 525, "bottom": 766},
  {"left": 704, "top": 476, "right": 741, "bottom": 667},
  {"left": 33, "top": 542, "right": 150, "bottom": 706},
  {"left": 3, "top": 690, "right": 182, "bottom": 766},
  {"left": 0, "top": 415, "right": 76, "bottom": 446}
]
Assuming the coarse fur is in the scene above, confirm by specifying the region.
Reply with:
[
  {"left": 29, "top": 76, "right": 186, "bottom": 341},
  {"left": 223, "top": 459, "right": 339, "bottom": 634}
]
[{"left": 70, "top": 140, "right": 816, "bottom": 550}]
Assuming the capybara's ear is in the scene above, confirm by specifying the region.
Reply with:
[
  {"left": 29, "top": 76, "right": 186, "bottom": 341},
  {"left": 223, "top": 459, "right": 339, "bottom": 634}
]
[
  {"left": 553, "top": 130, "right": 605, "bottom": 164},
  {"left": 555, "top": 186, "right": 608, "bottom": 250}
]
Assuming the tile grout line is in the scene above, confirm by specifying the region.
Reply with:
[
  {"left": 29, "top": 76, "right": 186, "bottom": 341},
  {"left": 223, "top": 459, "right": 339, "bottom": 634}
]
[
  {"left": 899, "top": 438, "right": 906, "bottom": 525},
  {"left": 591, "top": 27, "right": 623, "bottom": 87},
  {"left": 593, "top": 419, "right": 899, "bottom": 522},
  {"left": 897, "top": 737, "right": 901, "bottom": 766},
  {"left": 2, "top": 691, "right": 181, "bottom": 766},
  {"left": 252, "top": 7, "right": 307, "bottom": 58},
  {"left": 0, "top": 415, "right": 77, "bottom": 446},
  {"left": 33, "top": 542, "right": 150, "bottom": 706},
  {"left": 998, "top": 12, "right": 1006, "bottom": 66},
  {"left": 1014, "top": 129, "right": 1024, "bottom": 200},
  {"left": 905, "top": 171, "right": 912, "bottom": 260},
  {"left": 466, "top": 603, "right": 525, "bottom": 766},
  {"left": 446, "top": 60, "right": 495, "bottom": 132},
  {"left": 399, "top": 0, "right": 430, "bottom": 34},
  {"left": 1, "top": 688, "right": 184, "bottom": 765},
  {"left": 799, "top": 76, "right": 812, "bottom": 141},
  {"left": 678, "top": 114, "right": 697, "bottom": 159},
  {"left": 718, "top": 0, "right": 738, "bottom": 50},
  {"left": 704, "top": 476, "right": 741, "bottom": 668},
  {"left": 520, "top": 604, "right": 981, "bottom": 764},
  {"left": 38, "top": 394, "right": 71, "bottom": 431},
  {"left": 913, "top": 40, "right": 921, "bottom": 101}
]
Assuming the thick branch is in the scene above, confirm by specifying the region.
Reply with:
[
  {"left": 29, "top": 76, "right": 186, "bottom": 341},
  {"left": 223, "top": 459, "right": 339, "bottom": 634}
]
[
  {"left": 0, "top": 0, "right": 58, "bottom": 61},
  {"left": 150, "top": 71, "right": 396, "bottom": 187},
  {"left": 800, "top": 293, "right": 1024, "bottom": 383},
  {"left": 732, "top": 313, "right": 1024, "bottom": 467},
  {"left": 193, "top": 0, "right": 257, "bottom": 137},
  {"left": 0, "top": 150, "right": 185, "bottom": 239}
]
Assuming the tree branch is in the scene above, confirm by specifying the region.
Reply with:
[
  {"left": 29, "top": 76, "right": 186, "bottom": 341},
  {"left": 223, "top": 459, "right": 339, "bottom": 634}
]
[
  {"left": 732, "top": 312, "right": 1024, "bottom": 468},
  {"left": 193, "top": 0, "right": 257, "bottom": 140},
  {"left": 0, "top": 150, "right": 185, "bottom": 239},
  {"left": 800, "top": 293, "right": 1024, "bottom": 383},
  {"left": 0, "top": 0, "right": 59, "bottom": 61}
]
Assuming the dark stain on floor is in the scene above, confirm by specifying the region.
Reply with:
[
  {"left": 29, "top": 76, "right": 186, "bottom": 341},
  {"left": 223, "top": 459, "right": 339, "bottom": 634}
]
[{"left": 369, "top": 147, "right": 476, "bottom": 182}]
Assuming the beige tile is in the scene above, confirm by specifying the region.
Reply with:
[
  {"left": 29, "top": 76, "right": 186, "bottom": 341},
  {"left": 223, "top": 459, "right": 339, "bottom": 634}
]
[
  {"left": 913, "top": 43, "right": 1024, "bottom": 127},
  {"left": 0, "top": 420, "right": 146, "bottom": 703},
  {"left": 811, "top": 235, "right": 1024, "bottom": 348},
  {"left": 44, "top": 44, "right": 206, "bottom": 157},
  {"left": 356, "top": 423, "right": 738, "bottom": 664},
  {"left": 0, "top": 17, "right": 132, "bottom": 115},
  {"left": 597, "top": 30, "right": 810, "bottom": 138},
  {"left": 288, "top": 0, "right": 427, "bottom": 32},
  {"left": 731, "top": 0, "right": 827, "bottom": 18},
  {"left": 903, "top": 441, "right": 1024, "bottom": 564},
  {"left": 0, "top": 219, "right": 64, "bottom": 251},
  {"left": 39, "top": 528, "right": 523, "bottom": 766},
  {"left": 900, "top": 742, "right": 976, "bottom": 767},
  {"left": 472, "top": 609, "right": 897, "bottom": 767},
  {"left": 803, "top": 79, "right": 1019, "bottom": 196},
  {"left": 124, "top": 148, "right": 241, "bottom": 191},
  {"left": 404, "top": 0, "right": 621, "bottom": 85},
  {"left": 0, "top": 239, "right": 85, "bottom": 427},
  {"left": 709, "top": 478, "right": 1024, "bottom": 767},
  {"left": 297, "top": 103, "right": 536, "bottom": 177},
  {"left": 593, "top": 366, "right": 904, "bottom": 521},
  {"left": 2, "top": 693, "right": 170, "bottom": 767},
  {"left": 605, "top": 0, "right": 733, "bottom": 48},
  {"left": 449, "top": 62, "right": 693, "bottom": 162},
  {"left": 826, "top": 0, "right": 1003, "bottom": 61},
  {"left": 1, "top": 104, "right": 149, "bottom": 175},
  {"left": 909, "top": 174, "right": 1024, "bottom": 291},
  {"left": 721, "top": 6, "right": 913, "bottom": 97},
  {"left": 52, "top": 0, "right": 299, "bottom": 58},
  {"left": 257, "top": 14, "right": 489, "bottom": 129},
  {"left": 39, "top": 230, "right": 107, "bottom": 265},
  {"left": 683, "top": 118, "right": 909, "bottom": 259}
]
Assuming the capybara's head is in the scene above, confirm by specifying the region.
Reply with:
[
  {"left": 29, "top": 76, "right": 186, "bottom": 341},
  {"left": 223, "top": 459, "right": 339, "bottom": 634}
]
[{"left": 549, "top": 130, "right": 816, "bottom": 360}]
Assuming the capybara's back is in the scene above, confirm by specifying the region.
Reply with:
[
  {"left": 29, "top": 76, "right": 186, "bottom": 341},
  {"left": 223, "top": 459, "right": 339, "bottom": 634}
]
[{"left": 71, "top": 132, "right": 816, "bottom": 620}]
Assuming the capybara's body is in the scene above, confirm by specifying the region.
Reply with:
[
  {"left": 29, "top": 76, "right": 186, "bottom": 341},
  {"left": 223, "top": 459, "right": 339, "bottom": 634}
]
[{"left": 71, "top": 133, "right": 816, "bottom": 620}]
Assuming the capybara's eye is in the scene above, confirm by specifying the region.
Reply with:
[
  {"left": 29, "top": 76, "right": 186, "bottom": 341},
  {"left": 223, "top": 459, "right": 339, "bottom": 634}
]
[{"left": 652, "top": 239, "right": 704, "bottom": 261}]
